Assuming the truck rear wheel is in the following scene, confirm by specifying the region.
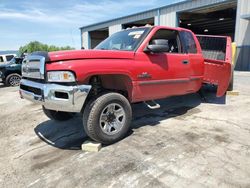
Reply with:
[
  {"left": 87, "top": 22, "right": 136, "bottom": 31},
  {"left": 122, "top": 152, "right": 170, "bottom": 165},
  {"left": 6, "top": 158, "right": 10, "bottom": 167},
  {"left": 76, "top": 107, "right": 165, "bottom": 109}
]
[
  {"left": 83, "top": 92, "right": 132, "bottom": 145},
  {"left": 5, "top": 73, "right": 21, "bottom": 87},
  {"left": 42, "top": 106, "right": 75, "bottom": 121}
]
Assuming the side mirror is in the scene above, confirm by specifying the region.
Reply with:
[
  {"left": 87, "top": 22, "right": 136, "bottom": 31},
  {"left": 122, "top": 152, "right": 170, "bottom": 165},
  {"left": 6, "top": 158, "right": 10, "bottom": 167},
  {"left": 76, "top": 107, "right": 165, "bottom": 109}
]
[{"left": 144, "top": 39, "right": 169, "bottom": 53}]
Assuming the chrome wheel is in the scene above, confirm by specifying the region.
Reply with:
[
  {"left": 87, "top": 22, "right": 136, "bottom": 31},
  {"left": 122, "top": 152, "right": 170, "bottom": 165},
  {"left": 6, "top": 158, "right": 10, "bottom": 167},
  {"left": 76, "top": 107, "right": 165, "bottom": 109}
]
[
  {"left": 9, "top": 75, "right": 21, "bottom": 86},
  {"left": 99, "top": 103, "right": 126, "bottom": 135},
  {"left": 83, "top": 92, "right": 132, "bottom": 144}
]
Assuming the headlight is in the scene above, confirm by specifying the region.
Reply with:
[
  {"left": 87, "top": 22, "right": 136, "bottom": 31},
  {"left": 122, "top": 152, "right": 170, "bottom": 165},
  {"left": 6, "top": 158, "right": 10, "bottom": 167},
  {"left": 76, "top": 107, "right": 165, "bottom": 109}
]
[
  {"left": 47, "top": 71, "right": 76, "bottom": 82},
  {"left": 0, "top": 71, "right": 3, "bottom": 78}
]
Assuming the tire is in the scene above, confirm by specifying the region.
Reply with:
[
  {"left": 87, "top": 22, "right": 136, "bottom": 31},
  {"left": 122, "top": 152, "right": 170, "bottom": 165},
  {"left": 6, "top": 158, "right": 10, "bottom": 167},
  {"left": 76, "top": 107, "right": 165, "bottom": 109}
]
[
  {"left": 83, "top": 92, "right": 132, "bottom": 145},
  {"left": 227, "top": 71, "right": 234, "bottom": 91},
  {"left": 5, "top": 73, "right": 21, "bottom": 87},
  {"left": 42, "top": 106, "right": 75, "bottom": 121}
]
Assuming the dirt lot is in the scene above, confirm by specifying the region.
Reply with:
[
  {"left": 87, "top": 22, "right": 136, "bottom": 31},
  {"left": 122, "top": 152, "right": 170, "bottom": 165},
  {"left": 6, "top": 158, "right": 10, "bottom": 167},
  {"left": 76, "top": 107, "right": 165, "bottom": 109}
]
[{"left": 0, "top": 71, "right": 250, "bottom": 188}]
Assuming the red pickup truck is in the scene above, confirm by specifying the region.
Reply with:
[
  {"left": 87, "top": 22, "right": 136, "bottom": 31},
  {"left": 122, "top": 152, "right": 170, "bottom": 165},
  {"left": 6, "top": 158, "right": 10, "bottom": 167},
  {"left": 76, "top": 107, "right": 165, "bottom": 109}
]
[{"left": 20, "top": 26, "right": 232, "bottom": 144}]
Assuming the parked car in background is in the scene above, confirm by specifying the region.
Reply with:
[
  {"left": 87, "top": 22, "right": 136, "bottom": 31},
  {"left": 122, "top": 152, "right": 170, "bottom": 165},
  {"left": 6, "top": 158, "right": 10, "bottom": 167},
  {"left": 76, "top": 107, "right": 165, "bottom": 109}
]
[
  {"left": 0, "top": 54, "right": 17, "bottom": 64},
  {"left": 0, "top": 57, "right": 23, "bottom": 86}
]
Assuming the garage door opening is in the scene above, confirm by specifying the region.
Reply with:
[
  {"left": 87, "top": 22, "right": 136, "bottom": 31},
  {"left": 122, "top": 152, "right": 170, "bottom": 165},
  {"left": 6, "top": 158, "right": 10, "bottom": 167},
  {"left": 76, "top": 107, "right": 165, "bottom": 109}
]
[
  {"left": 89, "top": 28, "right": 109, "bottom": 49},
  {"left": 178, "top": 2, "right": 237, "bottom": 40},
  {"left": 122, "top": 17, "right": 154, "bottom": 29}
]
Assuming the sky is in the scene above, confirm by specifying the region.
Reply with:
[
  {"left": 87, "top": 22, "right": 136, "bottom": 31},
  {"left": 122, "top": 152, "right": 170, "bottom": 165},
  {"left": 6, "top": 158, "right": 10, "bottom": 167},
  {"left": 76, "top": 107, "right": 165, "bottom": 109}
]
[{"left": 0, "top": 0, "right": 184, "bottom": 50}]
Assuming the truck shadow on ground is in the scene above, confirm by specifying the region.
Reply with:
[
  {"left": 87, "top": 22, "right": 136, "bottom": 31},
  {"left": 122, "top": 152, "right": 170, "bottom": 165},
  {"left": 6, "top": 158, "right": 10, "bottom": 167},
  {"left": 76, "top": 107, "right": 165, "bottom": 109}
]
[
  {"left": 34, "top": 116, "right": 87, "bottom": 150},
  {"left": 34, "top": 87, "right": 226, "bottom": 150}
]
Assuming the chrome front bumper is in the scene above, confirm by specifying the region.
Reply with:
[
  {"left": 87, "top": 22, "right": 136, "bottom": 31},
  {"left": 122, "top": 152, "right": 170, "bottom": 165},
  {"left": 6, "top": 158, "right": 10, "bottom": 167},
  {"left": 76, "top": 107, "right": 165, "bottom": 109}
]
[{"left": 19, "top": 79, "right": 92, "bottom": 112}]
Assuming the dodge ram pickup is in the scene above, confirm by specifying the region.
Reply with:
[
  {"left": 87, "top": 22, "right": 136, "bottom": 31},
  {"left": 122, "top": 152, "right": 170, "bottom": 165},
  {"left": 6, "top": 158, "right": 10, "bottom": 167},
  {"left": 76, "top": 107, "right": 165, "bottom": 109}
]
[{"left": 19, "top": 26, "right": 232, "bottom": 144}]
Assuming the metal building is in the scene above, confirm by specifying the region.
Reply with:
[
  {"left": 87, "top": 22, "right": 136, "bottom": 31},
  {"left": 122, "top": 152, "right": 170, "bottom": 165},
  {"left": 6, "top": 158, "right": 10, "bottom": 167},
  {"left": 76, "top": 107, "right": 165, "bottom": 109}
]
[{"left": 80, "top": 0, "right": 250, "bottom": 71}]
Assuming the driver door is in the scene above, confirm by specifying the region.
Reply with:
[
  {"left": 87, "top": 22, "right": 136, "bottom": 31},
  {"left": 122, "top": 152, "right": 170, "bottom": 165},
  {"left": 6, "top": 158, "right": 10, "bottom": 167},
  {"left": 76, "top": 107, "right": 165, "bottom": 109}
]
[{"left": 134, "top": 28, "right": 191, "bottom": 101}]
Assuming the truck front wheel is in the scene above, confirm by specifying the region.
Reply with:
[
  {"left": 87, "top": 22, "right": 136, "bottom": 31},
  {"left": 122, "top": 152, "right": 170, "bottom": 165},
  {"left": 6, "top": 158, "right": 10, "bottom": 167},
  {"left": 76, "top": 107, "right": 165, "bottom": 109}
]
[
  {"left": 83, "top": 92, "right": 132, "bottom": 145},
  {"left": 42, "top": 106, "right": 75, "bottom": 121}
]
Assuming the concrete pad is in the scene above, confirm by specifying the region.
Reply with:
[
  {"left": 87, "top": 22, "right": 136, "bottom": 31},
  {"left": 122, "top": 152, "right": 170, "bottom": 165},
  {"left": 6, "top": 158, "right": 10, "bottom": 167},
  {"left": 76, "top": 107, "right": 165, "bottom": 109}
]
[
  {"left": 1, "top": 71, "right": 250, "bottom": 188},
  {"left": 81, "top": 140, "right": 102, "bottom": 152}
]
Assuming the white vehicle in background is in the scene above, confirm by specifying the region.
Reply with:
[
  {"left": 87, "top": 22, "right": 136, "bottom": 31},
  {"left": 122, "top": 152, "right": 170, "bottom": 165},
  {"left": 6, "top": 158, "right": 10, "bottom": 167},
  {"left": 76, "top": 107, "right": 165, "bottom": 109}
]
[{"left": 0, "top": 54, "right": 17, "bottom": 64}]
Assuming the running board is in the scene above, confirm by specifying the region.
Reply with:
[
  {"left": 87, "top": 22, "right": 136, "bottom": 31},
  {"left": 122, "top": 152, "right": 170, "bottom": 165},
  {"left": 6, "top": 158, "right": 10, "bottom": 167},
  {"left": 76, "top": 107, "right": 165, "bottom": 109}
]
[{"left": 144, "top": 100, "right": 160, "bottom": 109}]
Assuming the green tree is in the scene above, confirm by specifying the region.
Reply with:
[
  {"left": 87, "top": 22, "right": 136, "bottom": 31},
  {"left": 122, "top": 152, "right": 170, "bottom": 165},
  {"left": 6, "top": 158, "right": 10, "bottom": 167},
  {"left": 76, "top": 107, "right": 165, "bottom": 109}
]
[{"left": 19, "top": 41, "right": 75, "bottom": 54}]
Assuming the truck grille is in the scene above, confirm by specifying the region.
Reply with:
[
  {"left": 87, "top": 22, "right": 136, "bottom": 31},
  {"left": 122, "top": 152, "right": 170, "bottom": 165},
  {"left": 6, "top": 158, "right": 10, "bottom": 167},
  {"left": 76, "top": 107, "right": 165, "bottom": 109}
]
[{"left": 22, "top": 55, "right": 45, "bottom": 79}]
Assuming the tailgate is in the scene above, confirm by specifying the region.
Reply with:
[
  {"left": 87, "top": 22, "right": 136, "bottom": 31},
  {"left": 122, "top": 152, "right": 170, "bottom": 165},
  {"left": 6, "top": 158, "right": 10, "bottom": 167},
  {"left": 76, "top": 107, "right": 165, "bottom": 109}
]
[{"left": 196, "top": 35, "right": 232, "bottom": 97}]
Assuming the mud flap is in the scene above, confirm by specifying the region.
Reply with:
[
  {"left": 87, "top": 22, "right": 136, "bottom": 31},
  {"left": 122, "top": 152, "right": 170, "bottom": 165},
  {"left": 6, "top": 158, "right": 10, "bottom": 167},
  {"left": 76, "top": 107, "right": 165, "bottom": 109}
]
[{"left": 203, "top": 59, "right": 232, "bottom": 97}]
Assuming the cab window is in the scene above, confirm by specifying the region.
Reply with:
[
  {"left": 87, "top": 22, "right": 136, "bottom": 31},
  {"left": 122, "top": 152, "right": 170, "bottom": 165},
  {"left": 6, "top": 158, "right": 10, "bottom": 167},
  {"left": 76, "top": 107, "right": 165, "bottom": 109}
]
[
  {"left": 6, "top": 55, "right": 14, "bottom": 61},
  {"left": 149, "top": 29, "right": 183, "bottom": 53},
  {"left": 180, "top": 31, "right": 197, "bottom": 54}
]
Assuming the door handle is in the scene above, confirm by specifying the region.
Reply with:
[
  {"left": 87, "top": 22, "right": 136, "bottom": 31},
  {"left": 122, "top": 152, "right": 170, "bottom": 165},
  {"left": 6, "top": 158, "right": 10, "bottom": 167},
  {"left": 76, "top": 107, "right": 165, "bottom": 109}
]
[{"left": 182, "top": 60, "right": 189, "bottom": 65}]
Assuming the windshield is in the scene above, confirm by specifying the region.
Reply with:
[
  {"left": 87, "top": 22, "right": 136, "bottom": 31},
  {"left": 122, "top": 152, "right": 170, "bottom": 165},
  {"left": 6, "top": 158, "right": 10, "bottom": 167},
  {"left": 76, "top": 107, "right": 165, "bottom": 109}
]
[
  {"left": 8, "top": 57, "right": 23, "bottom": 65},
  {"left": 95, "top": 28, "right": 150, "bottom": 51},
  {"left": 8, "top": 57, "right": 16, "bottom": 64}
]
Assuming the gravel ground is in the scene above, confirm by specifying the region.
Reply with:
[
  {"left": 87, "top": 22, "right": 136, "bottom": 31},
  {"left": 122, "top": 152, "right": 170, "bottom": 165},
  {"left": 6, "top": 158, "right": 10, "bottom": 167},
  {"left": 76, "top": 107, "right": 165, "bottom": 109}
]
[{"left": 0, "top": 71, "right": 250, "bottom": 188}]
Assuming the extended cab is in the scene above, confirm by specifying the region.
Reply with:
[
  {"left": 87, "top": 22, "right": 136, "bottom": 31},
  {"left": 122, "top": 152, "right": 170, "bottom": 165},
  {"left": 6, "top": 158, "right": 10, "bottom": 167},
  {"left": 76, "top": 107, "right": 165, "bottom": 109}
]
[{"left": 19, "top": 26, "right": 232, "bottom": 144}]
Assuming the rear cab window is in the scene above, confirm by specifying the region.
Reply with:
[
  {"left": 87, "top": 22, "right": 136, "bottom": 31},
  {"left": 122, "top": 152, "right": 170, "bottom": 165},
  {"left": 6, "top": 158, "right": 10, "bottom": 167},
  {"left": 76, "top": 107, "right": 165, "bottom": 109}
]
[{"left": 180, "top": 31, "right": 197, "bottom": 54}]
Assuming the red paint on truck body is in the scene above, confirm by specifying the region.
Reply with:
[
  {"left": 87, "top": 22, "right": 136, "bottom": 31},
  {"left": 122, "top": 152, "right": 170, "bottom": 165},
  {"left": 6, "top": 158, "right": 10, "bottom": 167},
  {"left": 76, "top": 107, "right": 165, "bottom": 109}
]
[{"left": 46, "top": 26, "right": 232, "bottom": 102}]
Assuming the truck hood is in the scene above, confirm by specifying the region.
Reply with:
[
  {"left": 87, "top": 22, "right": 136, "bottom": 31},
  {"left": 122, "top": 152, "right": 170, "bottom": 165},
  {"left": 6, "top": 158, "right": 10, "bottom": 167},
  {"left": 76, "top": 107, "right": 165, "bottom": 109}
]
[{"left": 48, "top": 50, "right": 135, "bottom": 62}]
